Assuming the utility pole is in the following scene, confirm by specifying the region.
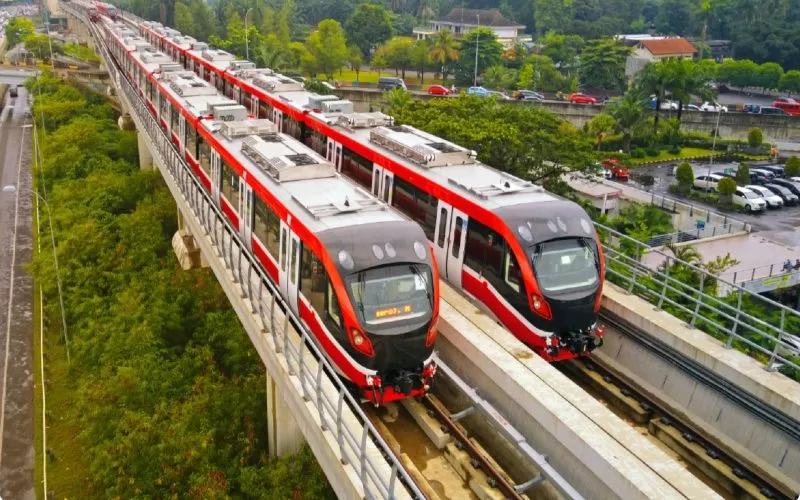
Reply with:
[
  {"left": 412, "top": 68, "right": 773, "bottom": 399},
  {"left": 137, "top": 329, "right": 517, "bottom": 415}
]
[
  {"left": 245, "top": 8, "right": 254, "bottom": 61},
  {"left": 473, "top": 14, "right": 480, "bottom": 87}
]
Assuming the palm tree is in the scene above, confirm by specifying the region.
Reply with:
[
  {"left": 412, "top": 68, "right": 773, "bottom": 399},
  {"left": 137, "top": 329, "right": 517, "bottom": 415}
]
[
  {"left": 428, "top": 29, "right": 459, "bottom": 84},
  {"left": 635, "top": 61, "right": 672, "bottom": 133},
  {"left": 607, "top": 93, "right": 647, "bottom": 153},
  {"left": 666, "top": 58, "right": 714, "bottom": 122}
]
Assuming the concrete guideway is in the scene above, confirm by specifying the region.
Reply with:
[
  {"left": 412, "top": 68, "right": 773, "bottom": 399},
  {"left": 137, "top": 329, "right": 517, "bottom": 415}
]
[{"left": 0, "top": 86, "right": 35, "bottom": 500}]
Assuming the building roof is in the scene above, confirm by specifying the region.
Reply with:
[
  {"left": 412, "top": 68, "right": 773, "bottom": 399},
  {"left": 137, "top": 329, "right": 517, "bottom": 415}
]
[
  {"left": 438, "top": 8, "right": 524, "bottom": 28},
  {"left": 639, "top": 38, "right": 697, "bottom": 56}
]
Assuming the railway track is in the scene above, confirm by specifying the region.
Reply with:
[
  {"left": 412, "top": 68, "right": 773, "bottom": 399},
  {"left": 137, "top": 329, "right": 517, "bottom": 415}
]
[
  {"left": 367, "top": 359, "right": 579, "bottom": 500},
  {"left": 560, "top": 357, "right": 792, "bottom": 500}
]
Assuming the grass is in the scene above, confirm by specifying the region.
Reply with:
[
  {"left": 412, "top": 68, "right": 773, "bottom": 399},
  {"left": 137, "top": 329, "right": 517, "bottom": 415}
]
[
  {"left": 629, "top": 147, "right": 718, "bottom": 165},
  {"left": 332, "top": 68, "right": 444, "bottom": 87}
]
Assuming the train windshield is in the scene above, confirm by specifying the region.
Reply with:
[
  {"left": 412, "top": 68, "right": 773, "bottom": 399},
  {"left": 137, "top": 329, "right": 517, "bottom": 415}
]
[
  {"left": 347, "top": 264, "right": 433, "bottom": 329},
  {"left": 531, "top": 238, "right": 599, "bottom": 293}
]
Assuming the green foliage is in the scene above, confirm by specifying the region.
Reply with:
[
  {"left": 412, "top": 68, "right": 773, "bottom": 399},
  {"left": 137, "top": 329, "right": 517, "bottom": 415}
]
[
  {"left": 748, "top": 128, "right": 763, "bottom": 148},
  {"left": 606, "top": 92, "right": 646, "bottom": 152},
  {"left": 578, "top": 38, "right": 632, "bottom": 92},
  {"left": 428, "top": 29, "right": 459, "bottom": 83},
  {"left": 455, "top": 27, "right": 504, "bottom": 85},
  {"left": 31, "top": 76, "right": 334, "bottom": 497},
  {"left": 675, "top": 162, "right": 694, "bottom": 189},
  {"left": 785, "top": 156, "right": 800, "bottom": 177},
  {"left": 735, "top": 162, "right": 750, "bottom": 186},
  {"left": 717, "top": 176, "right": 736, "bottom": 196},
  {"left": 482, "top": 65, "right": 517, "bottom": 91},
  {"left": 383, "top": 36, "right": 415, "bottom": 78},
  {"left": 387, "top": 94, "right": 595, "bottom": 186},
  {"left": 4, "top": 16, "right": 35, "bottom": 48},
  {"left": 303, "top": 19, "right": 348, "bottom": 79},
  {"left": 62, "top": 43, "right": 100, "bottom": 63},
  {"left": 779, "top": 70, "right": 800, "bottom": 93},
  {"left": 344, "top": 3, "right": 393, "bottom": 58},
  {"left": 23, "top": 33, "right": 63, "bottom": 62}
]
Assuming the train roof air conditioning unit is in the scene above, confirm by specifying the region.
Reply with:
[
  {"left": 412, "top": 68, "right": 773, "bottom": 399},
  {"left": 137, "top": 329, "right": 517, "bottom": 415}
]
[
  {"left": 220, "top": 119, "right": 278, "bottom": 140},
  {"left": 307, "top": 93, "right": 339, "bottom": 111},
  {"left": 320, "top": 100, "right": 353, "bottom": 115}
]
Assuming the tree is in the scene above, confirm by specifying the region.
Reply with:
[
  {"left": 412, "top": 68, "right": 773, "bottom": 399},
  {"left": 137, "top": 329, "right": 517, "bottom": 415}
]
[
  {"left": 428, "top": 29, "right": 459, "bottom": 83},
  {"left": 717, "top": 176, "right": 736, "bottom": 203},
  {"left": 758, "top": 62, "right": 784, "bottom": 90},
  {"left": 456, "top": 27, "right": 504, "bottom": 85},
  {"left": 779, "top": 70, "right": 800, "bottom": 93},
  {"left": 344, "top": 4, "right": 393, "bottom": 58},
  {"left": 383, "top": 37, "right": 415, "bottom": 78},
  {"left": 785, "top": 156, "right": 800, "bottom": 177},
  {"left": 586, "top": 114, "right": 616, "bottom": 151},
  {"left": 661, "top": 58, "right": 714, "bottom": 122},
  {"left": 748, "top": 128, "right": 763, "bottom": 148},
  {"left": 304, "top": 19, "right": 348, "bottom": 80},
  {"left": 4, "top": 17, "right": 35, "bottom": 48},
  {"left": 347, "top": 45, "right": 363, "bottom": 81},
  {"left": 371, "top": 46, "right": 388, "bottom": 77},
  {"left": 675, "top": 162, "right": 695, "bottom": 194},
  {"left": 483, "top": 65, "right": 518, "bottom": 91},
  {"left": 636, "top": 60, "right": 672, "bottom": 133},
  {"left": 735, "top": 163, "right": 750, "bottom": 186},
  {"left": 174, "top": 1, "right": 196, "bottom": 38},
  {"left": 578, "top": 38, "right": 632, "bottom": 92},
  {"left": 24, "top": 34, "right": 62, "bottom": 61},
  {"left": 410, "top": 39, "right": 432, "bottom": 83},
  {"left": 539, "top": 32, "right": 585, "bottom": 70},
  {"left": 656, "top": 0, "right": 695, "bottom": 35},
  {"left": 607, "top": 93, "right": 647, "bottom": 152}
]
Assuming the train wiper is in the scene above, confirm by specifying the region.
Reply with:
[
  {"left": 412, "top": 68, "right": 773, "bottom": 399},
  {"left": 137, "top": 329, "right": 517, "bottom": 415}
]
[
  {"left": 356, "top": 271, "right": 366, "bottom": 321},
  {"left": 410, "top": 265, "right": 433, "bottom": 307}
]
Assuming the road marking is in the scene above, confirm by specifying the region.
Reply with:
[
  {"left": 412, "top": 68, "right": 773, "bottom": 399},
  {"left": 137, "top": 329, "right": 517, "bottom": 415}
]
[{"left": 0, "top": 128, "right": 27, "bottom": 465}]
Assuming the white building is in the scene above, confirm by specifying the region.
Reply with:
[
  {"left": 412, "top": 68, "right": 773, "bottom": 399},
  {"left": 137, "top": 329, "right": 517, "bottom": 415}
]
[
  {"left": 625, "top": 37, "right": 697, "bottom": 78},
  {"left": 413, "top": 8, "right": 528, "bottom": 48}
]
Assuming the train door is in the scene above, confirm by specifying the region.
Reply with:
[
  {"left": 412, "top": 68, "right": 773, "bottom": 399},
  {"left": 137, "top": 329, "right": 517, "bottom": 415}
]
[
  {"left": 250, "top": 96, "right": 259, "bottom": 117},
  {"left": 434, "top": 201, "right": 467, "bottom": 288},
  {"left": 233, "top": 86, "right": 241, "bottom": 104},
  {"left": 273, "top": 109, "right": 283, "bottom": 133},
  {"left": 178, "top": 115, "right": 185, "bottom": 155},
  {"left": 325, "top": 138, "right": 342, "bottom": 170},
  {"left": 371, "top": 165, "right": 394, "bottom": 204},
  {"left": 239, "top": 176, "right": 253, "bottom": 249},
  {"left": 210, "top": 152, "right": 221, "bottom": 203},
  {"left": 278, "top": 220, "right": 300, "bottom": 315}
]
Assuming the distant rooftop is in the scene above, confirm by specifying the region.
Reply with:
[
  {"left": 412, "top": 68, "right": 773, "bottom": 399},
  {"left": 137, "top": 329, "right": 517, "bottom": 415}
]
[
  {"left": 639, "top": 38, "right": 697, "bottom": 56},
  {"left": 437, "top": 8, "right": 524, "bottom": 28}
]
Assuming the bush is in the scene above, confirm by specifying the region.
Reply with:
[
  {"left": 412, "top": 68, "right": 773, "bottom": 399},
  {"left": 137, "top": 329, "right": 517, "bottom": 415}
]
[
  {"left": 718, "top": 176, "right": 736, "bottom": 196},
  {"left": 748, "top": 127, "right": 763, "bottom": 148},
  {"left": 645, "top": 147, "right": 660, "bottom": 157},
  {"left": 735, "top": 162, "right": 750, "bottom": 186},
  {"left": 675, "top": 162, "right": 694, "bottom": 190},
  {"left": 668, "top": 145, "right": 681, "bottom": 155},
  {"left": 786, "top": 156, "right": 800, "bottom": 177},
  {"left": 631, "top": 148, "right": 646, "bottom": 158}
]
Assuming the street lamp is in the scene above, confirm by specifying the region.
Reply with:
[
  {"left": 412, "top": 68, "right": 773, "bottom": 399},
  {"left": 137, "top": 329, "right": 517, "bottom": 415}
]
[
  {"left": 33, "top": 189, "right": 70, "bottom": 365},
  {"left": 706, "top": 106, "right": 722, "bottom": 178},
  {"left": 473, "top": 14, "right": 480, "bottom": 87},
  {"left": 244, "top": 8, "right": 254, "bottom": 61}
]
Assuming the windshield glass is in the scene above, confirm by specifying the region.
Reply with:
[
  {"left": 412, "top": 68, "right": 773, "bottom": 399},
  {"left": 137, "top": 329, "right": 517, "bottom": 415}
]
[
  {"left": 743, "top": 191, "right": 759, "bottom": 199},
  {"left": 531, "top": 238, "right": 599, "bottom": 293},
  {"left": 346, "top": 264, "right": 433, "bottom": 328}
]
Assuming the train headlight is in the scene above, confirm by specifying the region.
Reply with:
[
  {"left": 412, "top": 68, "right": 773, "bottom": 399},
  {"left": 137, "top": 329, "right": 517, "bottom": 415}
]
[
  {"left": 530, "top": 293, "right": 553, "bottom": 320},
  {"left": 348, "top": 327, "right": 375, "bottom": 357},
  {"left": 353, "top": 333, "right": 364, "bottom": 346}
]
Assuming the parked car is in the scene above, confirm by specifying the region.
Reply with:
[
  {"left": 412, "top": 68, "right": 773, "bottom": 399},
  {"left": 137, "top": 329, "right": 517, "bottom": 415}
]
[
  {"left": 427, "top": 84, "right": 451, "bottom": 96},
  {"left": 685, "top": 104, "right": 700, "bottom": 111},
  {"left": 700, "top": 101, "right": 728, "bottom": 112},
  {"left": 378, "top": 76, "right": 407, "bottom": 91},
  {"left": 694, "top": 173, "right": 724, "bottom": 191},
  {"left": 745, "top": 185, "right": 783, "bottom": 208},
  {"left": 486, "top": 90, "right": 511, "bottom": 100},
  {"left": 748, "top": 169, "right": 772, "bottom": 184},
  {"left": 743, "top": 104, "right": 761, "bottom": 114},
  {"left": 732, "top": 187, "right": 767, "bottom": 212},
  {"left": 776, "top": 97, "right": 797, "bottom": 103},
  {"left": 9, "top": 87, "right": 17, "bottom": 98},
  {"left": 758, "top": 106, "right": 788, "bottom": 115},
  {"left": 771, "top": 179, "right": 800, "bottom": 197},
  {"left": 569, "top": 92, "right": 597, "bottom": 104},
  {"left": 763, "top": 183, "right": 799, "bottom": 205},
  {"left": 750, "top": 168, "right": 776, "bottom": 182},
  {"left": 660, "top": 100, "right": 679, "bottom": 110},
  {"left": 760, "top": 165, "right": 785, "bottom": 178},
  {"left": 319, "top": 81, "right": 336, "bottom": 91},
  {"left": 790, "top": 177, "right": 800, "bottom": 183},
  {"left": 515, "top": 89, "right": 544, "bottom": 101},
  {"left": 467, "top": 86, "right": 489, "bottom": 97}
]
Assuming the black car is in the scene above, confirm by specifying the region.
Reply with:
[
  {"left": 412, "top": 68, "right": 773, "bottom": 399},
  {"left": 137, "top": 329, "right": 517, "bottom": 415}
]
[
  {"left": 717, "top": 170, "right": 761, "bottom": 184},
  {"left": 515, "top": 89, "right": 544, "bottom": 101},
  {"left": 770, "top": 179, "right": 800, "bottom": 197},
  {"left": 763, "top": 183, "right": 799, "bottom": 205},
  {"left": 760, "top": 165, "right": 785, "bottom": 178}
]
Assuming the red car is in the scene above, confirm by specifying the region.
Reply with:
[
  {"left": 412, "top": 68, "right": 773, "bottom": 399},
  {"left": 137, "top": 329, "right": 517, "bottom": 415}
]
[
  {"left": 602, "top": 159, "right": 630, "bottom": 180},
  {"left": 569, "top": 92, "right": 597, "bottom": 104},
  {"left": 428, "top": 85, "right": 451, "bottom": 96}
]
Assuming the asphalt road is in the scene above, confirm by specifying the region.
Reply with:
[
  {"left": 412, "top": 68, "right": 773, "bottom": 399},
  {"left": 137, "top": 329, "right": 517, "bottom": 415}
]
[{"left": 0, "top": 85, "right": 34, "bottom": 500}]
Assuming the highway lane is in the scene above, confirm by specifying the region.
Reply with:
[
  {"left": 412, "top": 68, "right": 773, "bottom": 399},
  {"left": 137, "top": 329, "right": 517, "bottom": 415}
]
[{"left": 0, "top": 85, "right": 34, "bottom": 500}]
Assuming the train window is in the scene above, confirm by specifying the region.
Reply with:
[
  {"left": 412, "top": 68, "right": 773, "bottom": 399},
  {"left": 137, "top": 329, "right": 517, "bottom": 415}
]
[
  {"left": 243, "top": 92, "right": 252, "bottom": 110},
  {"left": 160, "top": 96, "right": 168, "bottom": 122},
  {"left": 281, "top": 228, "right": 288, "bottom": 271},
  {"left": 170, "top": 106, "right": 180, "bottom": 136},
  {"left": 341, "top": 147, "right": 373, "bottom": 190},
  {"left": 290, "top": 241, "right": 299, "bottom": 284},
  {"left": 326, "top": 284, "right": 342, "bottom": 328},
  {"left": 259, "top": 100, "right": 273, "bottom": 120},
  {"left": 437, "top": 208, "right": 448, "bottom": 247},
  {"left": 464, "top": 219, "right": 503, "bottom": 282},
  {"left": 309, "top": 129, "right": 326, "bottom": 156},
  {"left": 197, "top": 135, "right": 212, "bottom": 177},
  {"left": 504, "top": 252, "right": 522, "bottom": 293},
  {"left": 392, "top": 175, "right": 437, "bottom": 240},
  {"left": 301, "top": 246, "right": 327, "bottom": 315},
  {"left": 221, "top": 160, "right": 240, "bottom": 211},
  {"left": 186, "top": 126, "right": 198, "bottom": 160},
  {"left": 452, "top": 217, "right": 464, "bottom": 257},
  {"left": 253, "top": 196, "right": 280, "bottom": 257}
]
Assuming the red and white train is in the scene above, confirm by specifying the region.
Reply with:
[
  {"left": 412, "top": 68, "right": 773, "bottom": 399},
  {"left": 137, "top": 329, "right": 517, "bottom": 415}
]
[
  {"left": 94, "top": 15, "right": 440, "bottom": 405},
  {"left": 85, "top": 2, "right": 606, "bottom": 362}
]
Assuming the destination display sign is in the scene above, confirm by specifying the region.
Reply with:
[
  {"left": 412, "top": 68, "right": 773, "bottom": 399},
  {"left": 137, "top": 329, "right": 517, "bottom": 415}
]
[{"left": 374, "top": 304, "right": 413, "bottom": 319}]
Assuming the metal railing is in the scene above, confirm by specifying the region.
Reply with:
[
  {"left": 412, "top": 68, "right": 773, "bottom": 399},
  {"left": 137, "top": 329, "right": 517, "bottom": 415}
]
[
  {"left": 647, "top": 223, "right": 738, "bottom": 247},
  {"left": 720, "top": 261, "right": 800, "bottom": 286},
  {"left": 647, "top": 191, "right": 751, "bottom": 234},
  {"left": 71, "top": 8, "right": 422, "bottom": 498},
  {"left": 596, "top": 222, "right": 800, "bottom": 377}
]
